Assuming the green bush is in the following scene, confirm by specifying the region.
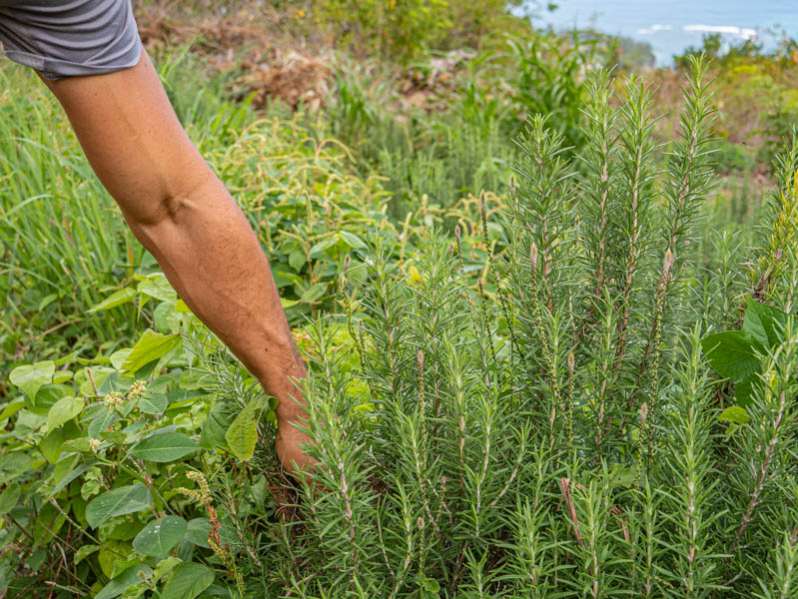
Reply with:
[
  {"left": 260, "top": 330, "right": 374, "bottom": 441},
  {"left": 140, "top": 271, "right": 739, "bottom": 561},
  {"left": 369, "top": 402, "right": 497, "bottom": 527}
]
[
  {"left": 307, "top": 0, "right": 528, "bottom": 62},
  {"left": 3, "top": 45, "right": 798, "bottom": 598},
  {"left": 505, "top": 31, "right": 608, "bottom": 152},
  {"left": 276, "top": 59, "right": 798, "bottom": 596}
]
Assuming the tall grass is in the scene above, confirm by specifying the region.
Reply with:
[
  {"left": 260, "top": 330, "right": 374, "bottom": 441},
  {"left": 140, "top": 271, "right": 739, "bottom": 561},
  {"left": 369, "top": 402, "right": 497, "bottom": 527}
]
[{"left": 0, "top": 65, "right": 134, "bottom": 359}]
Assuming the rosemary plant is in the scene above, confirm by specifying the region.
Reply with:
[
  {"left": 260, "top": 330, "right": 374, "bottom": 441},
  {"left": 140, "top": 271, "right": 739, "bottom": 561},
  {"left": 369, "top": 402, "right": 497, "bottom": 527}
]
[{"left": 255, "top": 57, "right": 798, "bottom": 598}]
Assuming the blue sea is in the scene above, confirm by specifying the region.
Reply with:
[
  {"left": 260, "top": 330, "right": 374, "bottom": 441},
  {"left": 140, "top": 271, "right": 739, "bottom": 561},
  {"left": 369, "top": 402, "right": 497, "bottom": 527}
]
[{"left": 536, "top": 0, "right": 798, "bottom": 65}]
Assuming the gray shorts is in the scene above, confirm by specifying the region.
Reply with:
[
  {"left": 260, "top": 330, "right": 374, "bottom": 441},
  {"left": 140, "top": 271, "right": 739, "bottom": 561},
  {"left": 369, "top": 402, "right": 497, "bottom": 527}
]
[{"left": 0, "top": 0, "right": 142, "bottom": 79}]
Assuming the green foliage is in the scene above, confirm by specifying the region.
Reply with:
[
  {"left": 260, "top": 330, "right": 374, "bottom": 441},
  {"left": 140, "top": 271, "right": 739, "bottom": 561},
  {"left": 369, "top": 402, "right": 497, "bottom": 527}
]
[
  {"left": 252, "top": 58, "right": 798, "bottom": 595},
  {"left": 0, "top": 278, "right": 266, "bottom": 596},
  {"left": 507, "top": 31, "right": 606, "bottom": 150},
  {"left": 3, "top": 20, "right": 798, "bottom": 598},
  {"left": 161, "top": 562, "right": 215, "bottom": 599},
  {"left": 224, "top": 398, "right": 264, "bottom": 461},
  {"left": 133, "top": 516, "right": 188, "bottom": 558},
  {"left": 307, "top": 0, "right": 528, "bottom": 62}
]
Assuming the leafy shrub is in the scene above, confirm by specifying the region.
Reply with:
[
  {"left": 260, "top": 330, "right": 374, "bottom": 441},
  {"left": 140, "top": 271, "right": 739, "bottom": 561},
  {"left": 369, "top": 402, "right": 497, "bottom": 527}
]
[
  {"left": 4, "top": 43, "right": 798, "bottom": 599},
  {"left": 307, "top": 0, "right": 528, "bottom": 62},
  {"left": 506, "top": 31, "right": 603, "bottom": 152},
  {"left": 320, "top": 62, "right": 515, "bottom": 214},
  {"left": 0, "top": 280, "right": 264, "bottom": 596},
  {"left": 276, "top": 59, "right": 798, "bottom": 596},
  {"left": 205, "top": 114, "right": 394, "bottom": 317},
  {"left": 761, "top": 90, "right": 798, "bottom": 171},
  {"left": 714, "top": 138, "right": 757, "bottom": 174}
]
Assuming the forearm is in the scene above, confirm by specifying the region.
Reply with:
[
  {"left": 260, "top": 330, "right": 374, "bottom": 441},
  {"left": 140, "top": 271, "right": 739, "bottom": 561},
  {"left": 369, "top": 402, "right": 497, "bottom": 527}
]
[{"left": 126, "top": 169, "right": 307, "bottom": 413}]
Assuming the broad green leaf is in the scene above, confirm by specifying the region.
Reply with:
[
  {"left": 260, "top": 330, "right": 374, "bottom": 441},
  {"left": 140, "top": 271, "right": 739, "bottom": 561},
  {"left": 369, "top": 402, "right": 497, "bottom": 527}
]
[
  {"left": 273, "top": 269, "right": 302, "bottom": 288},
  {"left": 340, "top": 230, "right": 367, "bottom": 250},
  {"left": 89, "top": 407, "right": 117, "bottom": 438},
  {"left": 33, "top": 502, "right": 65, "bottom": 545},
  {"left": 109, "top": 349, "right": 132, "bottom": 371},
  {"left": 161, "top": 562, "right": 214, "bottom": 599},
  {"left": 185, "top": 518, "right": 210, "bottom": 548},
  {"left": 9, "top": 361, "right": 54, "bottom": 400},
  {"left": 0, "top": 484, "right": 20, "bottom": 515},
  {"left": 288, "top": 249, "right": 306, "bottom": 271},
  {"left": 95, "top": 564, "right": 152, "bottom": 599},
  {"left": 280, "top": 297, "right": 299, "bottom": 309},
  {"left": 719, "top": 405, "right": 750, "bottom": 425},
  {"left": 61, "top": 437, "right": 94, "bottom": 453},
  {"left": 88, "top": 288, "right": 136, "bottom": 313},
  {"left": 32, "top": 384, "right": 70, "bottom": 414},
  {"left": 0, "top": 452, "right": 35, "bottom": 485},
  {"left": 154, "top": 301, "right": 182, "bottom": 334},
  {"left": 700, "top": 331, "right": 760, "bottom": 382},
  {"left": 99, "top": 540, "right": 134, "bottom": 578},
  {"left": 299, "top": 282, "right": 327, "bottom": 304},
  {"left": 51, "top": 461, "right": 91, "bottom": 496},
  {"left": 39, "top": 426, "right": 65, "bottom": 463},
  {"left": 200, "top": 399, "right": 233, "bottom": 450},
  {"left": 86, "top": 484, "right": 151, "bottom": 529},
  {"left": 734, "top": 375, "right": 760, "bottom": 406},
  {"left": 76, "top": 366, "right": 114, "bottom": 397},
  {"left": 52, "top": 370, "right": 73, "bottom": 384},
  {"left": 743, "top": 298, "right": 787, "bottom": 349},
  {"left": 47, "top": 396, "right": 84, "bottom": 430},
  {"left": 138, "top": 392, "right": 168, "bottom": 415},
  {"left": 225, "top": 398, "right": 263, "bottom": 461},
  {"left": 138, "top": 273, "right": 177, "bottom": 303},
  {"left": 74, "top": 544, "right": 99, "bottom": 565},
  {"left": 0, "top": 398, "right": 25, "bottom": 421},
  {"left": 130, "top": 431, "right": 199, "bottom": 462},
  {"left": 153, "top": 556, "right": 181, "bottom": 583},
  {"left": 122, "top": 329, "right": 181, "bottom": 375},
  {"left": 309, "top": 235, "right": 338, "bottom": 258},
  {"left": 133, "top": 516, "right": 187, "bottom": 558}
]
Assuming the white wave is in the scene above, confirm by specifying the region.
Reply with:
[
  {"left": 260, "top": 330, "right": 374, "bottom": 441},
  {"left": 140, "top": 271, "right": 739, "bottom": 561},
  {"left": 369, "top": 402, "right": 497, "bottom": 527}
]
[
  {"left": 637, "top": 24, "right": 673, "bottom": 35},
  {"left": 683, "top": 24, "right": 758, "bottom": 40}
]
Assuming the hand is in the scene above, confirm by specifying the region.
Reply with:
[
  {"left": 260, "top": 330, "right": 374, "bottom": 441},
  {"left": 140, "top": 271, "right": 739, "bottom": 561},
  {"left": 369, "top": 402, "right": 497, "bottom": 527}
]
[{"left": 275, "top": 411, "right": 317, "bottom": 481}]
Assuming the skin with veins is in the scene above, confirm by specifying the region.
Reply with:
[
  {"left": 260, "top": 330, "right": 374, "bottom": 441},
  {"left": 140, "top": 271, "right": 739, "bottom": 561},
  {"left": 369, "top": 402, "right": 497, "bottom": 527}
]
[{"left": 43, "top": 50, "right": 316, "bottom": 477}]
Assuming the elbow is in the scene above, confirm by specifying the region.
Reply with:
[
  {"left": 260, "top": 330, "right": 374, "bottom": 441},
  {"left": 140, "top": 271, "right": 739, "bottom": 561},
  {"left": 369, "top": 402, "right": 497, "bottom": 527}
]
[{"left": 121, "top": 170, "right": 212, "bottom": 229}]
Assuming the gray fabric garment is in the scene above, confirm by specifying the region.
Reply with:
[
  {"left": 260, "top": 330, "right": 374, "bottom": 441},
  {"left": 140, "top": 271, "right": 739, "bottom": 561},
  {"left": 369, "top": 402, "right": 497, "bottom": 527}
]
[{"left": 0, "top": 0, "right": 142, "bottom": 79}]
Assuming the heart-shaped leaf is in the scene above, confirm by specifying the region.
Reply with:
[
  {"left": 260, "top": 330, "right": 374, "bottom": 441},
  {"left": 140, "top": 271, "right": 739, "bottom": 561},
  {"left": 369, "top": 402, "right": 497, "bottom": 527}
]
[
  {"left": 743, "top": 298, "right": 787, "bottom": 349},
  {"left": 718, "top": 405, "right": 750, "bottom": 425},
  {"left": 9, "top": 361, "right": 55, "bottom": 401},
  {"left": 185, "top": 518, "right": 211, "bottom": 548},
  {"left": 701, "top": 331, "right": 760, "bottom": 382},
  {"left": 95, "top": 564, "right": 152, "bottom": 599}
]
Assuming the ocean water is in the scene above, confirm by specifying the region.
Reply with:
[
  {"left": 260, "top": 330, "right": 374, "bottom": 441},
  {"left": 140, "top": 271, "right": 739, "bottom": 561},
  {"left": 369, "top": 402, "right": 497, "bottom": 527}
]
[{"left": 537, "top": 0, "right": 798, "bottom": 65}]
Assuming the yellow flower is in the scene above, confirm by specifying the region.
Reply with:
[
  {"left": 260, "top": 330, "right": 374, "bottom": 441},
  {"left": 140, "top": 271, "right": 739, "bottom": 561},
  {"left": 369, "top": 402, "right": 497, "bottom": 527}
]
[{"left": 407, "top": 264, "right": 424, "bottom": 286}]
